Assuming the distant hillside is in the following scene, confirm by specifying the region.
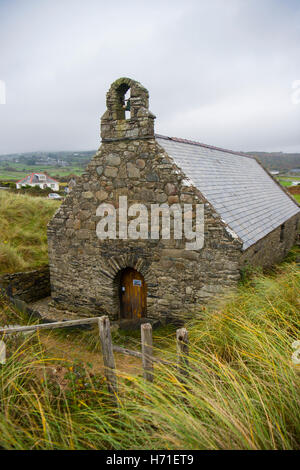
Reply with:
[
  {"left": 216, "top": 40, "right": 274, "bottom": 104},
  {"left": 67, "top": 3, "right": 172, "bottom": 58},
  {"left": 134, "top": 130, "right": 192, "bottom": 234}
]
[
  {"left": 1, "top": 149, "right": 300, "bottom": 173},
  {"left": 247, "top": 152, "right": 300, "bottom": 171},
  {"left": 0, "top": 150, "right": 95, "bottom": 167}
]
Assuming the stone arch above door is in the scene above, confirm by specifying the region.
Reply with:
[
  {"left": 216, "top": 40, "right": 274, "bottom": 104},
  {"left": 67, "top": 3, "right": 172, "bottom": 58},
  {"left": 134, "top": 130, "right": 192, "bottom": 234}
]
[{"left": 97, "top": 254, "right": 158, "bottom": 320}]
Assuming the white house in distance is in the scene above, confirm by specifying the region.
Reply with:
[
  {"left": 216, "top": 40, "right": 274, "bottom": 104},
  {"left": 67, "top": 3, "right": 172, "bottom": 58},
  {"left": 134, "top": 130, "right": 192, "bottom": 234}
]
[{"left": 16, "top": 173, "right": 59, "bottom": 191}]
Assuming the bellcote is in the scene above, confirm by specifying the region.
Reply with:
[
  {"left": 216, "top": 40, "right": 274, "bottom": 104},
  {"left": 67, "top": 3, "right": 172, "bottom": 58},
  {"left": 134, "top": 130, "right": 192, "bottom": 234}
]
[{"left": 101, "top": 77, "right": 156, "bottom": 141}]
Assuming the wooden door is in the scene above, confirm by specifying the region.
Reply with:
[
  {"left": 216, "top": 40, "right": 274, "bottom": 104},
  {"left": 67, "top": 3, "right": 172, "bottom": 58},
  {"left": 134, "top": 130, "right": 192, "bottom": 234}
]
[{"left": 120, "top": 268, "right": 147, "bottom": 319}]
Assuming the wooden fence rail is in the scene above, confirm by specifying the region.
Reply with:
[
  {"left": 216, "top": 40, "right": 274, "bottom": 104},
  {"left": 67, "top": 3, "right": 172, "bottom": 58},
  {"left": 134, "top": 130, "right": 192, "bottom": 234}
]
[
  {"left": 0, "top": 317, "right": 99, "bottom": 335},
  {"left": 0, "top": 315, "right": 190, "bottom": 400}
]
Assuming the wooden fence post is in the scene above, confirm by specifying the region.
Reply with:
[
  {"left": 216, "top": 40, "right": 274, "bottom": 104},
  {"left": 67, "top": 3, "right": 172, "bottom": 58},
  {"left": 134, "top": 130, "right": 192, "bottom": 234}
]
[
  {"left": 98, "top": 316, "right": 118, "bottom": 399},
  {"left": 0, "top": 340, "right": 6, "bottom": 365},
  {"left": 176, "top": 327, "right": 189, "bottom": 379},
  {"left": 141, "top": 323, "right": 154, "bottom": 383}
]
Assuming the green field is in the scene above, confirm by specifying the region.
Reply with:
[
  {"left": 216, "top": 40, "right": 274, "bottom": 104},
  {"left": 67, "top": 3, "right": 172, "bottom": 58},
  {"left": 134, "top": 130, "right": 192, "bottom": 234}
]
[
  {"left": 276, "top": 176, "right": 300, "bottom": 187},
  {"left": 293, "top": 194, "right": 300, "bottom": 203},
  {"left": 0, "top": 161, "right": 84, "bottom": 181}
]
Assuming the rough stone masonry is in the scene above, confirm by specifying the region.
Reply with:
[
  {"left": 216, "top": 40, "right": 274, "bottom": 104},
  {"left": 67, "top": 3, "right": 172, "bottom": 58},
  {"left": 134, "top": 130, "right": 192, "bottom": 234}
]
[{"left": 47, "top": 77, "right": 299, "bottom": 323}]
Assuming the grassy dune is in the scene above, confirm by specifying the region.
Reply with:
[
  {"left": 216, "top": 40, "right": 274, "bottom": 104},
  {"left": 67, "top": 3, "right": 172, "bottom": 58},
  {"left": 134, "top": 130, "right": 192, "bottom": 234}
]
[
  {"left": 0, "top": 254, "right": 299, "bottom": 450},
  {"left": 0, "top": 192, "right": 60, "bottom": 274}
]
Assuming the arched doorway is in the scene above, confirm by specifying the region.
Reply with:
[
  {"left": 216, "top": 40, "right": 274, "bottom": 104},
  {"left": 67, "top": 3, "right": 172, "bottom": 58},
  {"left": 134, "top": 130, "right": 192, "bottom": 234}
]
[{"left": 119, "top": 268, "right": 147, "bottom": 319}]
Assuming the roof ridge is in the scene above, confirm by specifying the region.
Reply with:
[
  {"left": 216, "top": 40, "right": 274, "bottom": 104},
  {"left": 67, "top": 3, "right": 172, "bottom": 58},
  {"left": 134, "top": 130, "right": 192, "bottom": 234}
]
[
  {"left": 155, "top": 134, "right": 255, "bottom": 159},
  {"left": 16, "top": 172, "right": 59, "bottom": 184}
]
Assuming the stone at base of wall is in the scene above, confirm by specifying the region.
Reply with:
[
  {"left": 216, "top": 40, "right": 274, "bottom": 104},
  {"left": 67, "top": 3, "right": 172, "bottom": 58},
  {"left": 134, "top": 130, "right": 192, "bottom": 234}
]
[
  {"left": 0, "top": 266, "right": 51, "bottom": 303},
  {"left": 33, "top": 296, "right": 189, "bottom": 326}
]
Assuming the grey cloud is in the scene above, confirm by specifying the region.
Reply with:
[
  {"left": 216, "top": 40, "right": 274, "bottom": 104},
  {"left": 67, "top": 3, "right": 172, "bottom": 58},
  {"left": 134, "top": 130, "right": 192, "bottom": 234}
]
[{"left": 0, "top": 0, "right": 299, "bottom": 154}]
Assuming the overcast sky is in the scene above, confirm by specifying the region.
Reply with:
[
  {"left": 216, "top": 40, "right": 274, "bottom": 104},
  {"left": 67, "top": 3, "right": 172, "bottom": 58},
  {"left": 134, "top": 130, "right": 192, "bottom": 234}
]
[{"left": 0, "top": 0, "right": 300, "bottom": 155}]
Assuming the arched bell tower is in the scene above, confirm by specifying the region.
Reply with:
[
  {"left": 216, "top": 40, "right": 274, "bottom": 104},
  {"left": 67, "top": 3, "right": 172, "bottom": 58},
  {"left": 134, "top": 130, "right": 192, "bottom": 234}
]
[{"left": 101, "top": 77, "right": 156, "bottom": 142}]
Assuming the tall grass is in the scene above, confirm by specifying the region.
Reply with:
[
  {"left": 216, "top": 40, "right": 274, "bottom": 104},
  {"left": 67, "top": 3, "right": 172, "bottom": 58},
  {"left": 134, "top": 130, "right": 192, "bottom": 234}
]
[
  {"left": 293, "top": 194, "right": 300, "bottom": 203},
  {"left": 0, "top": 192, "right": 60, "bottom": 274},
  {"left": 0, "top": 256, "right": 299, "bottom": 450}
]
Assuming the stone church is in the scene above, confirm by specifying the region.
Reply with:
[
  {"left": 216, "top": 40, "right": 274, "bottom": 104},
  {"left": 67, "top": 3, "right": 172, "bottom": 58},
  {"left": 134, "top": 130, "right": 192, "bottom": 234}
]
[{"left": 47, "top": 77, "right": 300, "bottom": 323}]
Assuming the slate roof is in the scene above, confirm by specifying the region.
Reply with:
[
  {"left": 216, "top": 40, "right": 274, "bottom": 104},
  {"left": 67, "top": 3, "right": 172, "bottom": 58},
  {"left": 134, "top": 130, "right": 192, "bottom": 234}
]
[{"left": 156, "top": 135, "right": 300, "bottom": 250}]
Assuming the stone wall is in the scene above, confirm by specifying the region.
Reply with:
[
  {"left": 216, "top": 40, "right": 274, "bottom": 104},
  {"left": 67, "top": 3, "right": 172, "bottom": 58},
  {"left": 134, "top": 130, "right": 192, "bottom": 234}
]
[
  {"left": 48, "top": 79, "right": 242, "bottom": 323},
  {"left": 48, "top": 135, "right": 242, "bottom": 322},
  {"left": 0, "top": 266, "right": 50, "bottom": 303},
  {"left": 240, "top": 213, "right": 299, "bottom": 268}
]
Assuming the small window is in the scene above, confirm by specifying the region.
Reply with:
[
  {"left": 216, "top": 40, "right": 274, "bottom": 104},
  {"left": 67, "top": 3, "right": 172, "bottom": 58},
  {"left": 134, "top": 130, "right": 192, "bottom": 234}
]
[
  {"left": 116, "top": 83, "right": 131, "bottom": 120},
  {"left": 124, "top": 88, "right": 131, "bottom": 120},
  {"left": 280, "top": 224, "right": 285, "bottom": 242}
]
